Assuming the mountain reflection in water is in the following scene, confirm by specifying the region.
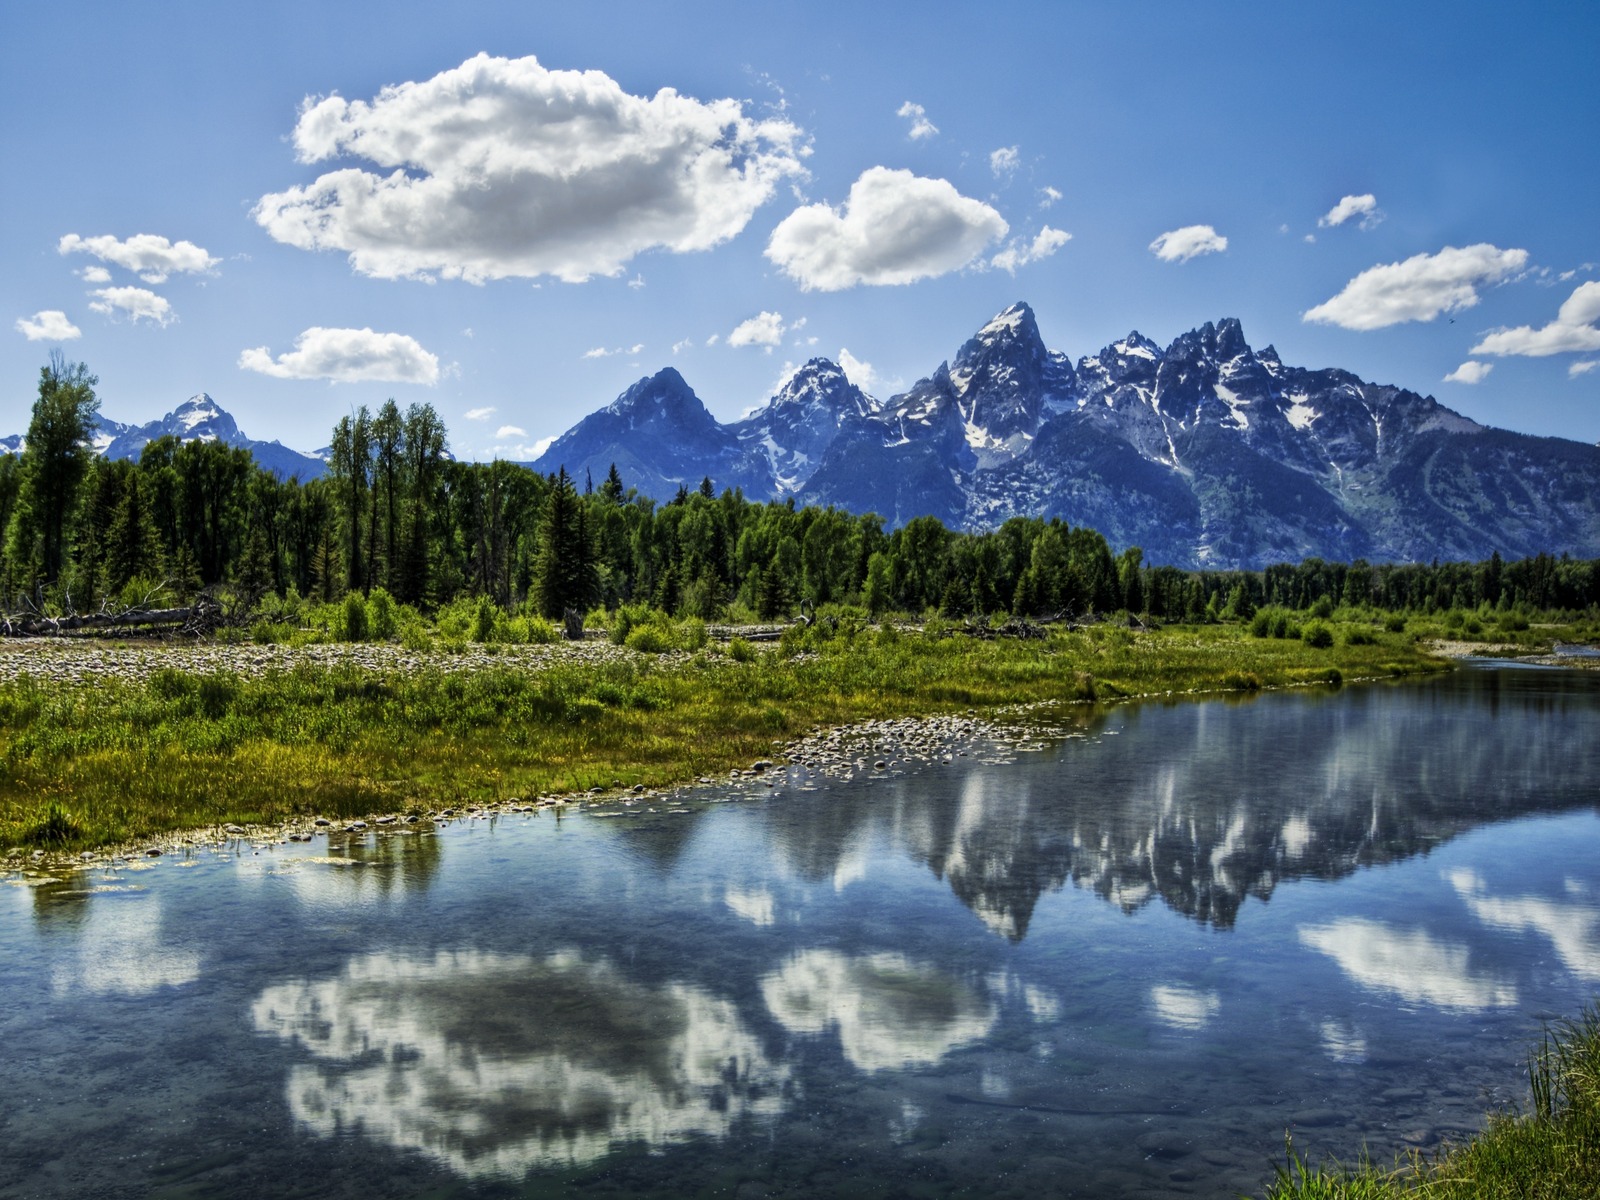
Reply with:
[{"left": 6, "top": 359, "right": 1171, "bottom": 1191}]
[
  {"left": 724, "top": 671, "right": 1600, "bottom": 937},
  {"left": 251, "top": 948, "right": 787, "bottom": 1177}
]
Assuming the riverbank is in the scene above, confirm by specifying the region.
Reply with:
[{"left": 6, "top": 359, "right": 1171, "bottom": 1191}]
[{"left": 0, "top": 621, "right": 1450, "bottom": 853}]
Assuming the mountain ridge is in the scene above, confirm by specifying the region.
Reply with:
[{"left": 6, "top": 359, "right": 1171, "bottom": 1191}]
[{"left": 531, "top": 302, "right": 1600, "bottom": 568}]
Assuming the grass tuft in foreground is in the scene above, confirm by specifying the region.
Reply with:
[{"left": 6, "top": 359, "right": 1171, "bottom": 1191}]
[{"left": 1264, "top": 1004, "right": 1600, "bottom": 1199}]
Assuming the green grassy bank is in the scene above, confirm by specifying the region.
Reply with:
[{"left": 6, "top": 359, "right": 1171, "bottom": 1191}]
[
  {"left": 0, "top": 619, "right": 1448, "bottom": 852},
  {"left": 1265, "top": 1005, "right": 1600, "bottom": 1199}
]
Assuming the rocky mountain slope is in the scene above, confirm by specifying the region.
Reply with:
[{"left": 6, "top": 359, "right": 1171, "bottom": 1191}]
[{"left": 534, "top": 303, "right": 1600, "bottom": 568}]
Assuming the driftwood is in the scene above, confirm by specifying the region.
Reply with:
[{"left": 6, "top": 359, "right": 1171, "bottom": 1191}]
[{"left": 1, "top": 593, "right": 224, "bottom": 639}]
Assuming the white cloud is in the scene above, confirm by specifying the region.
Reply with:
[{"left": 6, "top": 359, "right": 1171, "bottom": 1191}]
[
  {"left": 729, "top": 311, "right": 788, "bottom": 350},
  {"left": 494, "top": 424, "right": 527, "bottom": 439},
  {"left": 1149, "top": 224, "right": 1228, "bottom": 263},
  {"left": 1299, "top": 918, "right": 1516, "bottom": 1011},
  {"left": 896, "top": 101, "right": 938, "bottom": 140},
  {"left": 990, "top": 146, "right": 1019, "bottom": 179},
  {"left": 705, "top": 333, "right": 720, "bottom": 346},
  {"left": 1443, "top": 361, "right": 1493, "bottom": 385},
  {"left": 529, "top": 434, "right": 556, "bottom": 459},
  {"left": 766, "top": 167, "right": 1007, "bottom": 291},
  {"left": 760, "top": 949, "right": 994, "bottom": 1072},
  {"left": 1304, "top": 244, "right": 1528, "bottom": 331},
  {"left": 1470, "top": 281, "right": 1600, "bottom": 357},
  {"left": 15, "top": 310, "right": 81, "bottom": 341},
  {"left": 88, "top": 286, "right": 174, "bottom": 325},
  {"left": 990, "top": 225, "right": 1071, "bottom": 274},
  {"left": 59, "top": 233, "right": 218, "bottom": 283},
  {"left": 77, "top": 266, "right": 112, "bottom": 284},
  {"left": 838, "top": 347, "right": 882, "bottom": 395},
  {"left": 671, "top": 338, "right": 694, "bottom": 355},
  {"left": 1318, "top": 193, "right": 1382, "bottom": 230},
  {"left": 582, "top": 343, "right": 645, "bottom": 359},
  {"left": 627, "top": 274, "right": 645, "bottom": 290},
  {"left": 239, "top": 326, "right": 440, "bottom": 384},
  {"left": 463, "top": 406, "right": 496, "bottom": 420},
  {"left": 1039, "top": 186, "right": 1062, "bottom": 208},
  {"left": 254, "top": 53, "right": 808, "bottom": 284},
  {"left": 1570, "top": 360, "right": 1599, "bottom": 377}
]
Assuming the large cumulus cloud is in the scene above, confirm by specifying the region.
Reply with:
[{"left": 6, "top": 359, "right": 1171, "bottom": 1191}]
[
  {"left": 765, "top": 168, "right": 1008, "bottom": 291},
  {"left": 253, "top": 54, "right": 808, "bottom": 284}
]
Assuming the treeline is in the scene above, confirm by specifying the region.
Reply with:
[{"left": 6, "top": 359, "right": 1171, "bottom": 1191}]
[{"left": 4, "top": 356, "right": 1598, "bottom": 623}]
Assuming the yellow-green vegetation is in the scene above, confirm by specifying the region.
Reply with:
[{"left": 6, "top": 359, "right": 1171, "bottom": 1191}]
[
  {"left": 1264, "top": 1004, "right": 1600, "bottom": 1199},
  {"left": 0, "top": 617, "right": 1447, "bottom": 851}
]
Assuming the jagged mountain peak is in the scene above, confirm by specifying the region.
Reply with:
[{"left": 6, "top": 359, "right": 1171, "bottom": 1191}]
[{"left": 769, "top": 358, "right": 877, "bottom": 415}]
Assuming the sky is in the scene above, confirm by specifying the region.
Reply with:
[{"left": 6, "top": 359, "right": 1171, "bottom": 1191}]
[{"left": 3, "top": 1, "right": 1598, "bottom": 459}]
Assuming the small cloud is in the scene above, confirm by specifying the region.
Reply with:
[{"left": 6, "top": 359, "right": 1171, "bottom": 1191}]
[
  {"left": 1570, "top": 360, "right": 1598, "bottom": 377},
  {"left": 706, "top": 333, "right": 720, "bottom": 346},
  {"left": 729, "top": 311, "right": 788, "bottom": 350},
  {"left": 77, "top": 266, "right": 112, "bottom": 284},
  {"left": 88, "top": 286, "right": 174, "bottom": 325},
  {"left": 462, "top": 327, "right": 475, "bottom": 338},
  {"left": 494, "top": 424, "right": 527, "bottom": 439},
  {"left": 530, "top": 434, "right": 556, "bottom": 458},
  {"left": 15, "top": 310, "right": 82, "bottom": 341},
  {"left": 60, "top": 233, "right": 218, "bottom": 283},
  {"left": 1306, "top": 244, "right": 1528, "bottom": 331},
  {"left": 1443, "top": 361, "right": 1493, "bottom": 385},
  {"left": 1318, "top": 193, "right": 1383, "bottom": 230},
  {"left": 1039, "top": 186, "right": 1062, "bottom": 209},
  {"left": 1149, "top": 225, "right": 1228, "bottom": 263},
  {"left": 582, "top": 346, "right": 611, "bottom": 359},
  {"left": 463, "top": 406, "right": 496, "bottom": 420},
  {"left": 627, "top": 274, "right": 645, "bottom": 290},
  {"left": 1304, "top": 233, "right": 1317, "bottom": 244},
  {"left": 671, "top": 338, "right": 694, "bottom": 355},
  {"left": 896, "top": 101, "right": 938, "bottom": 140},
  {"left": 239, "top": 326, "right": 440, "bottom": 384},
  {"left": 1471, "top": 281, "right": 1600, "bottom": 358},
  {"left": 989, "top": 146, "right": 1019, "bottom": 180},
  {"left": 767, "top": 167, "right": 1007, "bottom": 291},
  {"left": 991, "top": 225, "right": 1070, "bottom": 275},
  {"left": 583, "top": 343, "right": 643, "bottom": 359},
  {"left": 838, "top": 347, "right": 883, "bottom": 395},
  {"left": 1279, "top": 223, "right": 1290, "bottom": 235}
]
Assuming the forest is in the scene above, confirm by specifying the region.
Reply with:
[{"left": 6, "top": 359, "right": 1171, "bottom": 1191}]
[{"left": 4, "top": 355, "right": 1599, "bottom": 630}]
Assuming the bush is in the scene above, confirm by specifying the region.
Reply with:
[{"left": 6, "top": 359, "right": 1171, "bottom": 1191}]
[
  {"left": 400, "top": 621, "right": 432, "bottom": 652},
  {"left": 624, "top": 624, "right": 670, "bottom": 654},
  {"left": 676, "top": 617, "right": 708, "bottom": 652},
  {"left": 1344, "top": 627, "right": 1376, "bottom": 646},
  {"left": 1302, "top": 620, "right": 1334, "bottom": 649},
  {"left": 367, "top": 588, "right": 399, "bottom": 641},
  {"left": 472, "top": 596, "right": 496, "bottom": 643},
  {"left": 1385, "top": 614, "right": 1408, "bottom": 633},
  {"left": 341, "top": 592, "right": 369, "bottom": 642},
  {"left": 728, "top": 637, "right": 756, "bottom": 663},
  {"left": 1311, "top": 595, "right": 1335, "bottom": 619}
]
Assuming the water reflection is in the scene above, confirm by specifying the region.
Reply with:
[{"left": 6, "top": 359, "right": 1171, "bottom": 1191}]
[
  {"left": 1148, "top": 984, "right": 1221, "bottom": 1031},
  {"left": 747, "top": 671, "right": 1600, "bottom": 936},
  {"left": 251, "top": 949, "right": 786, "bottom": 1177},
  {"left": 50, "top": 896, "right": 201, "bottom": 997},
  {"left": 1298, "top": 918, "right": 1518, "bottom": 1011},
  {"left": 1451, "top": 869, "right": 1600, "bottom": 982},
  {"left": 760, "top": 949, "right": 995, "bottom": 1072}
]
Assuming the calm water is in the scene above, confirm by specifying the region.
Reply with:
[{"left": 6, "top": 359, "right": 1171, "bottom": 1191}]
[{"left": 3, "top": 665, "right": 1598, "bottom": 1199}]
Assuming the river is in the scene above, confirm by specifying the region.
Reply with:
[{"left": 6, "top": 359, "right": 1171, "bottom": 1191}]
[{"left": 2, "top": 663, "right": 1597, "bottom": 1198}]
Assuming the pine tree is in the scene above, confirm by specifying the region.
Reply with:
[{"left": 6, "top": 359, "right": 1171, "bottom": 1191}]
[
  {"left": 106, "top": 471, "right": 165, "bottom": 595},
  {"left": 532, "top": 467, "right": 593, "bottom": 618},
  {"left": 12, "top": 354, "right": 100, "bottom": 584}
]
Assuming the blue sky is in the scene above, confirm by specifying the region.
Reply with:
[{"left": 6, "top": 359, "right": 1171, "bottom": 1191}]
[{"left": 4, "top": 1, "right": 1597, "bottom": 458}]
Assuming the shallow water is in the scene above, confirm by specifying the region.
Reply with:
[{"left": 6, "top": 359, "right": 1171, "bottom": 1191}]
[{"left": 3, "top": 664, "right": 1598, "bottom": 1199}]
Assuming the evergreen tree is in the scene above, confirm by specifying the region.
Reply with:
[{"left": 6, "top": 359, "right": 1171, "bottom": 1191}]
[
  {"left": 10, "top": 353, "right": 100, "bottom": 584},
  {"left": 106, "top": 471, "right": 164, "bottom": 595},
  {"left": 532, "top": 467, "right": 593, "bottom": 617},
  {"left": 600, "top": 463, "right": 625, "bottom": 503}
]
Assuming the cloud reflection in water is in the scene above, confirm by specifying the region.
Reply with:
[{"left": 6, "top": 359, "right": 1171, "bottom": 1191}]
[
  {"left": 1299, "top": 918, "right": 1517, "bottom": 1011},
  {"left": 761, "top": 949, "right": 995, "bottom": 1072},
  {"left": 251, "top": 949, "right": 786, "bottom": 1178}
]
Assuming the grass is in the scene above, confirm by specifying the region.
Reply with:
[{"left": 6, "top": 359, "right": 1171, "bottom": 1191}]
[
  {"left": 0, "top": 618, "right": 1450, "bottom": 851},
  {"left": 1264, "top": 1004, "right": 1600, "bottom": 1198}
]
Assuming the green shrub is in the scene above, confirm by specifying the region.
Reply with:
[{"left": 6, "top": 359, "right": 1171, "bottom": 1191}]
[
  {"left": 400, "top": 621, "right": 432, "bottom": 652},
  {"left": 1311, "top": 595, "right": 1335, "bottom": 619},
  {"left": 728, "top": 637, "right": 756, "bottom": 662},
  {"left": 1385, "top": 614, "right": 1407, "bottom": 633},
  {"left": 1344, "top": 627, "right": 1376, "bottom": 646},
  {"left": 367, "top": 588, "right": 399, "bottom": 641},
  {"left": 472, "top": 596, "right": 496, "bottom": 643},
  {"left": 341, "top": 592, "right": 369, "bottom": 642},
  {"left": 624, "top": 624, "right": 670, "bottom": 654},
  {"left": 676, "top": 617, "right": 708, "bottom": 652},
  {"left": 1302, "top": 621, "right": 1334, "bottom": 649}
]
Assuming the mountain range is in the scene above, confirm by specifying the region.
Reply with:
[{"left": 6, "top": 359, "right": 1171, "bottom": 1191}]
[
  {"left": 1, "top": 394, "right": 327, "bottom": 481},
  {"left": 531, "top": 302, "right": 1600, "bottom": 568}
]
